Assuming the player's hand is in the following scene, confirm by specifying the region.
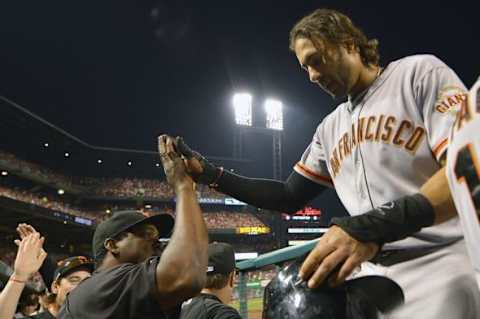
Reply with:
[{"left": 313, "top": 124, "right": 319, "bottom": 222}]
[
  {"left": 299, "top": 225, "right": 379, "bottom": 288},
  {"left": 15, "top": 223, "right": 47, "bottom": 257},
  {"left": 158, "top": 135, "right": 194, "bottom": 191},
  {"left": 16, "top": 223, "right": 38, "bottom": 240},
  {"left": 174, "top": 136, "right": 221, "bottom": 185},
  {"left": 13, "top": 233, "right": 48, "bottom": 282}
]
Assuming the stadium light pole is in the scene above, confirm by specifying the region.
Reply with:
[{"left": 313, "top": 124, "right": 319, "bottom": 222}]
[
  {"left": 264, "top": 99, "right": 283, "bottom": 180},
  {"left": 231, "top": 93, "right": 284, "bottom": 180}
]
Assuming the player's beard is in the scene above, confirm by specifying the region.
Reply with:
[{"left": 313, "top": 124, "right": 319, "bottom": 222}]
[{"left": 324, "top": 50, "right": 352, "bottom": 99}]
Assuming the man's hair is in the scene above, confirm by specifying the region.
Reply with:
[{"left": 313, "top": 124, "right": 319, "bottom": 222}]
[
  {"left": 289, "top": 8, "right": 380, "bottom": 66},
  {"left": 205, "top": 273, "right": 230, "bottom": 290}
]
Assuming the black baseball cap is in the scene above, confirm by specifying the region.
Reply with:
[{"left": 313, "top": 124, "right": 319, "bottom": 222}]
[
  {"left": 92, "top": 210, "right": 174, "bottom": 260},
  {"left": 207, "top": 242, "right": 236, "bottom": 275},
  {"left": 53, "top": 256, "right": 94, "bottom": 282}
]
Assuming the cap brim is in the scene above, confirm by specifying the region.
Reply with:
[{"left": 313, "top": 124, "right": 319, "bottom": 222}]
[
  {"left": 57, "top": 262, "right": 95, "bottom": 281},
  {"left": 130, "top": 213, "right": 175, "bottom": 238}
]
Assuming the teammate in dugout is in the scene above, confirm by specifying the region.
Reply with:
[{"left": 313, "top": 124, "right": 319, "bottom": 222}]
[
  {"left": 165, "top": 8, "right": 480, "bottom": 319},
  {"left": 180, "top": 243, "right": 241, "bottom": 319},
  {"left": 57, "top": 136, "right": 209, "bottom": 319}
]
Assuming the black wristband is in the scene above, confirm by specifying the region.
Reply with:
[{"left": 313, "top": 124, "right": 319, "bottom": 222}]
[{"left": 331, "top": 193, "right": 435, "bottom": 245}]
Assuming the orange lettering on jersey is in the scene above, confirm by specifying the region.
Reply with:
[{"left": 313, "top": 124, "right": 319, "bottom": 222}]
[
  {"left": 381, "top": 116, "right": 396, "bottom": 143},
  {"left": 447, "top": 97, "right": 457, "bottom": 107},
  {"left": 342, "top": 133, "right": 350, "bottom": 157},
  {"left": 338, "top": 138, "right": 344, "bottom": 161},
  {"left": 357, "top": 117, "right": 366, "bottom": 143},
  {"left": 330, "top": 148, "right": 340, "bottom": 177},
  {"left": 351, "top": 123, "right": 357, "bottom": 148},
  {"left": 375, "top": 115, "right": 385, "bottom": 141},
  {"left": 393, "top": 120, "right": 412, "bottom": 146},
  {"left": 435, "top": 88, "right": 467, "bottom": 114},
  {"left": 365, "top": 116, "right": 376, "bottom": 140},
  {"left": 454, "top": 98, "right": 472, "bottom": 132},
  {"left": 327, "top": 114, "right": 426, "bottom": 179},
  {"left": 436, "top": 103, "right": 449, "bottom": 113},
  {"left": 405, "top": 127, "right": 425, "bottom": 154}
]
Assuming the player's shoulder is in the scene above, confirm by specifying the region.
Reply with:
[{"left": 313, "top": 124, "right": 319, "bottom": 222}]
[
  {"left": 392, "top": 54, "right": 449, "bottom": 75},
  {"left": 319, "top": 101, "right": 350, "bottom": 125}
]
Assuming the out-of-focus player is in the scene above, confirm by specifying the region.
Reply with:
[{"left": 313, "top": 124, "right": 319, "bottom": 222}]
[{"left": 445, "top": 77, "right": 480, "bottom": 285}]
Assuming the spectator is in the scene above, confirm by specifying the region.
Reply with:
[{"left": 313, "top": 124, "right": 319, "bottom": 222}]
[
  {"left": 0, "top": 233, "right": 47, "bottom": 319},
  {"left": 14, "top": 224, "right": 94, "bottom": 319}
]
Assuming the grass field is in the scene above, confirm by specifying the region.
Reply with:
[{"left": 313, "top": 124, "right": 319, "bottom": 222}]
[{"left": 230, "top": 297, "right": 263, "bottom": 312}]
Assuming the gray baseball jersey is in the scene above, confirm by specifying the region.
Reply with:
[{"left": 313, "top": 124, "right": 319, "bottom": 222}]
[
  {"left": 295, "top": 54, "right": 466, "bottom": 250},
  {"left": 446, "top": 77, "right": 480, "bottom": 279}
]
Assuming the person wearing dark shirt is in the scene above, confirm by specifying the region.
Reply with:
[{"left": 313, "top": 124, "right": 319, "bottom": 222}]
[
  {"left": 180, "top": 243, "right": 241, "bottom": 319},
  {"left": 58, "top": 135, "right": 209, "bottom": 319}
]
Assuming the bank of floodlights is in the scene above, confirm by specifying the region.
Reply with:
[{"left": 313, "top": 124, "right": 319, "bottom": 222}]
[
  {"left": 232, "top": 93, "right": 253, "bottom": 126},
  {"left": 264, "top": 99, "right": 283, "bottom": 131}
]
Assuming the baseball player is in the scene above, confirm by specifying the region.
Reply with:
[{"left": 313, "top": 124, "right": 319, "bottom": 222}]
[
  {"left": 330, "top": 77, "right": 480, "bottom": 292},
  {"left": 445, "top": 77, "right": 480, "bottom": 284},
  {"left": 57, "top": 136, "right": 209, "bottom": 319},
  {"left": 171, "top": 8, "right": 480, "bottom": 319}
]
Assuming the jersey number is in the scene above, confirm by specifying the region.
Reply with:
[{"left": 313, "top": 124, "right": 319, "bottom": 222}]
[{"left": 454, "top": 144, "right": 480, "bottom": 210}]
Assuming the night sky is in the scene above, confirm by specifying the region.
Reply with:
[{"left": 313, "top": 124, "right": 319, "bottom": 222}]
[{"left": 0, "top": 0, "right": 478, "bottom": 217}]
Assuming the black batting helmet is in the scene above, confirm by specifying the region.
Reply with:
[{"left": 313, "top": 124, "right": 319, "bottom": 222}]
[{"left": 263, "top": 256, "right": 404, "bottom": 319}]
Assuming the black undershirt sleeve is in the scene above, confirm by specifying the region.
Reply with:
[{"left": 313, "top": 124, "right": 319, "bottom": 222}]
[
  {"left": 215, "top": 170, "right": 327, "bottom": 213},
  {"left": 39, "top": 255, "right": 56, "bottom": 289},
  {"left": 331, "top": 193, "right": 435, "bottom": 245}
]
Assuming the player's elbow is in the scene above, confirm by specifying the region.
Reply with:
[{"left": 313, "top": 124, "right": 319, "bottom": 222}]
[
  {"left": 159, "top": 273, "right": 205, "bottom": 296},
  {"left": 155, "top": 267, "right": 206, "bottom": 309}
]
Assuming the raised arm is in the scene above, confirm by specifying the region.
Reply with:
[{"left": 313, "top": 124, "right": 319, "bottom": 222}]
[
  {"left": 0, "top": 233, "right": 47, "bottom": 319},
  {"left": 16, "top": 223, "right": 56, "bottom": 288},
  {"left": 154, "top": 135, "right": 209, "bottom": 309},
  {"left": 175, "top": 137, "right": 326, "bottom": 213}
]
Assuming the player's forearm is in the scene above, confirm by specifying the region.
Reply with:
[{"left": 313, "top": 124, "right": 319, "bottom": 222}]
[
  {"left": 420, "top": 167, "right": 457, "bottom": 224},
  {"left": 217, "top": 170, "right": 325, "bottom": 213},
  {"left": 0, "top": 279, "right": 26, "bottom": 319},
  {"left": 331, "top": 193, "right": 435, "bottom": 245},
  {"left": 156, "top": 185, "right": 208, "bottom": 304}
]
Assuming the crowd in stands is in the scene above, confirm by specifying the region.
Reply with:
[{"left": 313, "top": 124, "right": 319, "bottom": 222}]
[
  {"left": 80, "top": 177, "right": 175, "bottom": 199},
  {"left": 0, "top": 185, "right": 266, "bottom": 229},
  {"left": 0, "top": 186, "right": 95, "bottom": 221},
  {"left": 0, "top": 150, "right": 228, "bottom": 200},
  {"left": 203, "top": 211, "right": 265, "bottom": 228},
  {"left": 0, "top": 151, "right": 81, "bottom": 193}
]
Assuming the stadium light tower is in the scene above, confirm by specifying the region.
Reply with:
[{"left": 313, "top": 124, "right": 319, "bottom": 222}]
[
  {"left": 264, "top": 99, "right": 283, "bottom": 131},
  {"left": 264, "top": 98, "right": 283, "bottom": 179},
  {"left": 232, "top": 93, "right": 284, "bottom": 180},
  {"left": 232, "top": 93, "right": 253, "bottom": 126}
]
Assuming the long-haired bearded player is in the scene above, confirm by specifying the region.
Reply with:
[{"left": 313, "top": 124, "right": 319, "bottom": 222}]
[{"left": 170, "top": 8, "right": 480, "bottom": 319}]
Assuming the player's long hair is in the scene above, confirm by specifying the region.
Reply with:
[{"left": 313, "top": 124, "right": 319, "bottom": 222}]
[{"left": 289, "top": 9, "right": 380, "bottom": 67}]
